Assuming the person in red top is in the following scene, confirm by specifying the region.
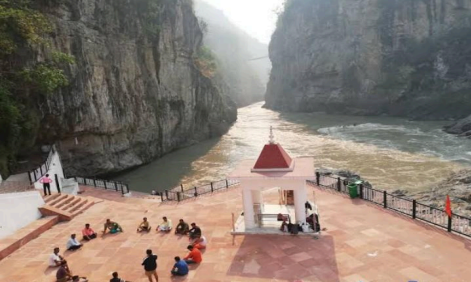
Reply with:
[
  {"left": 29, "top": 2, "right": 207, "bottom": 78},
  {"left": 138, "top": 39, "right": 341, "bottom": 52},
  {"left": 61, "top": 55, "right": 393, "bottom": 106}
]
[
  {"left": 82, "top": 224, "right": 97, "bottom": 241},
  {"left": 40, "top": 174, "right": 53, "bottom": 196},
  {"left": 183, "top": 245, "right": 202, "bottom": 264}
]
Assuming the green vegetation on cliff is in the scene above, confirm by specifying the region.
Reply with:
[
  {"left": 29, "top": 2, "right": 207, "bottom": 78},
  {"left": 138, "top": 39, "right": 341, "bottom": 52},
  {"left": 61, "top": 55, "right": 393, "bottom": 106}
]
[{"left": 0, "top": 0, "right": 73, "bottom": 177}]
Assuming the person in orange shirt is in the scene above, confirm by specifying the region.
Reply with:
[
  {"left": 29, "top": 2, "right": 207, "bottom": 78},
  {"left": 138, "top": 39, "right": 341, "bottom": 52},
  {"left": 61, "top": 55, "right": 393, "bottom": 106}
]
[
  {"left": 82, "top": 224, "right": 97, "bottom": 241},
  {"left": 183, "top": 245, "right": 202, "bottom": 264}
]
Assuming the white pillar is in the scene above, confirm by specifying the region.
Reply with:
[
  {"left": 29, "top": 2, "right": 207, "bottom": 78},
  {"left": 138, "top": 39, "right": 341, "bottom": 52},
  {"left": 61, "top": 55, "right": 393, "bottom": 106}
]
[
  {"left": 243, "top": 189, "right": 255, "bottom": 229},
  {"left": 294, "top": 184, "right": 308, "bottom": 224}
]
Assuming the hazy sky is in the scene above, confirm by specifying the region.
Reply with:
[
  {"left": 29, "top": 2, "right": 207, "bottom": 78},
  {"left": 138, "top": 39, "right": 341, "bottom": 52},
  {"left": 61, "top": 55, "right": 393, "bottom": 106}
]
[{"left": 200, "top": 0, "right": 285, "bottom": 44}]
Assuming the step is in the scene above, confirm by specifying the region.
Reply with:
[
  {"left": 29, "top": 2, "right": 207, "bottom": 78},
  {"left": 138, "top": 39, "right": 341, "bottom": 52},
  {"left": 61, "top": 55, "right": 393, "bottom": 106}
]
[
  {"left": 63, "top": 197, "right": 82, "bottom": 212},
  {"left": 43, "top": 193, "right": 61, "bottom": 203},
  {"left": 0, "top": 216, "right": 59, "bottom": 261},
  {"left": 69, "top": 198, "right": 88, "bottom": 213},
  {"left": 39, "top": 205, "right": 73, "bottom": 221},
  {"left": 72, "top": 200, "right": 95, "bottom": 218},
  {"left": 54, "top": 195, "right": 75, "bottom": 209},
  {"left": 48, "top": 194, "right": 69, "bottom": 206}
]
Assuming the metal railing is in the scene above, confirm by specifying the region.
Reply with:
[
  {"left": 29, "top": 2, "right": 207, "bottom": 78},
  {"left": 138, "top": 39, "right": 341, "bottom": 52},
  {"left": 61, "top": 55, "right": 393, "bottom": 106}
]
[
  {"left": 160, "top": 179, "right": 240, "bottom": 202},
  {"left": 310, "top": 173, "right": 471, "bottom": 239},
  {"left": 28, "top": 145, "right": 56, "bottom": 184},
  {"left": 73, "top": 176, "right": 130, "bottom": 195}
]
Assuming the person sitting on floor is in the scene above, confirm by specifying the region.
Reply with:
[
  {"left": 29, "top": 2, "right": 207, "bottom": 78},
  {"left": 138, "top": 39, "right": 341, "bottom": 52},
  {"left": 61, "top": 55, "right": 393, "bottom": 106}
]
[
  {"left": 156, "top": 216, "right": 172, "bottom": 232},
  {"left": 49, "top": 247, "right": 64, "bottom": 267},
  {"left": 66, "top": 234, "right": 83, "bottom": 251},
  {"left": 110, "top": 271, "right": 128, "bottom": 282},
  {"left": 183, "top": 245, "right": 202, "bottom": 264},
  {"left": 175, "top": 219, "right": 190, "bottom": 235},
  {"left": 280, "top": 219, "right": 289, "bottom": 232},
  {"left": 171, "top": 256, "right": 189, "bottom": 276},
  {"left": 103, "top": 219, "right": 123, "bottom": 235},
  {"left": 82, "top": 224, "right": 97, "bottom": 241},
  {"left": 72, "top": 275, "right": 89, "bottom": 282},
  {"left": 188, "top": 223, "right": 201, "bottom": 241},
  {"left": 56, "top": 260, "right": 72, "bottom": 282},
  {"left": 137, "top": 217, "right": 151, "bottom": 232},
  {"left": 192, "top": 235, "right": 207, "bottom": 250}
]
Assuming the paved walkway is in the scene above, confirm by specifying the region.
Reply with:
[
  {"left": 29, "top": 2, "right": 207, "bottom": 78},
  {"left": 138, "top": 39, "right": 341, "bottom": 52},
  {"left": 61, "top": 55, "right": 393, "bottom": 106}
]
[{"left": 1, "top": 186, "right": 471, "bottom": 281}]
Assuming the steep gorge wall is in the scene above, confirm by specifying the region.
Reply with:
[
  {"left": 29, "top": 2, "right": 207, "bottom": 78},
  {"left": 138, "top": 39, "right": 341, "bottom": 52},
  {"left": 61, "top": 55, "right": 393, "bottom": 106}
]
[
  {"left": 33, "top": 0, "right": 236, "bottom": 176},
  {"left": 194, "top": 0, "right": 269, "bottom": 107},
  {"left": 266, "top": 0, "right": 471, "bottom": 120}
]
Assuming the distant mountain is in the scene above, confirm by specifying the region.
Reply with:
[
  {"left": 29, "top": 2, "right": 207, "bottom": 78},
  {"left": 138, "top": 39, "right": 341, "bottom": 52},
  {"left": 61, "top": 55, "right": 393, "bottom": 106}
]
[{"left": 195, "top": 0, "right": 271, "bottom": 107}]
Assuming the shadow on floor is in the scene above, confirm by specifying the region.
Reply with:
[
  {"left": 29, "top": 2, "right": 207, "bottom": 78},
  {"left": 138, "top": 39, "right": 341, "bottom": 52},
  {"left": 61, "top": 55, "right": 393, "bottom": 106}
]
[{"left": 226, "top": 234, "right": 340, "bottom": 282}]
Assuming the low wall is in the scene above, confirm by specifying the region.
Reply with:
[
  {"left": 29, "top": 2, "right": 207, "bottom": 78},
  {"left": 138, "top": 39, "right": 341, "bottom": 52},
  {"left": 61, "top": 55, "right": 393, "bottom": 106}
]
[{"left": 0, "top": 191, "right": 45, "bottom": 239}]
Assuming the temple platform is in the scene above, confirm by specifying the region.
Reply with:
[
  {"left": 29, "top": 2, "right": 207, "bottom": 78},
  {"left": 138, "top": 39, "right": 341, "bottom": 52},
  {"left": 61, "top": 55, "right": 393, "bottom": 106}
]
[{"left": 1, "top": 184, "right": 471, "bottom": 281}]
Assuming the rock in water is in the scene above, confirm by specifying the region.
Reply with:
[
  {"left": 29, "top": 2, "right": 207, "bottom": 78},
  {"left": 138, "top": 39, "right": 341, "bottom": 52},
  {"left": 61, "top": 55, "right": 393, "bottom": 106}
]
[
  {"left": 266, "top": 0, "right": 471, "bottom": 120},
  {"left": 28, "top": 0, "right": 237, "bottom": 176},
  {"left": 444, "top": 115, "right": 471, "bottom": 136}
]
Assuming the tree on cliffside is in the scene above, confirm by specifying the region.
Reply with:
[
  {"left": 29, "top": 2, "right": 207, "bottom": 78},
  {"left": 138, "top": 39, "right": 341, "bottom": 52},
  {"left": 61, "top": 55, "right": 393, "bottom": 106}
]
[{"left": 0, "top": 0, "right": 74, "bottom": 177}]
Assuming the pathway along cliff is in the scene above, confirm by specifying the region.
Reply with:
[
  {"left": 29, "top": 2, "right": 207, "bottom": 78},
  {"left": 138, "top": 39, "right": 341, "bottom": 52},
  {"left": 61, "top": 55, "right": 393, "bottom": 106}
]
[{"left": 114, "top": 102, "right": 470, "bottom": 194}]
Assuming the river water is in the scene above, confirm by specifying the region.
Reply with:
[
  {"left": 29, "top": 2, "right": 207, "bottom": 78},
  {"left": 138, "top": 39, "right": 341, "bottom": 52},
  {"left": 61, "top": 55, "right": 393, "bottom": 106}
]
[{"left": 114, "top": 102, "right": 471, "bottom": 193}]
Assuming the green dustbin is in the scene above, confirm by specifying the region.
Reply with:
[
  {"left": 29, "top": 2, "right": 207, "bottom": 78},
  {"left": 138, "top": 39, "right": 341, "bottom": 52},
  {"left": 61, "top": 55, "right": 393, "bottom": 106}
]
[{"left": 348, "top": 183, "right": 358, "bottom": 198}]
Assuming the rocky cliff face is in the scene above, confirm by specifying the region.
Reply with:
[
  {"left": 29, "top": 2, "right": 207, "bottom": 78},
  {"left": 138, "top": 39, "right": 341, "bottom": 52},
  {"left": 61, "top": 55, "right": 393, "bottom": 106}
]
[
  {"left": 266, "top": 0, "right": 471, "bottom": 120},
  {"left": 34, "top": 0, "right": 236, "bottom": 176},
  {"left": 194, "top": 0, "right": 269, "bottom": 107}
]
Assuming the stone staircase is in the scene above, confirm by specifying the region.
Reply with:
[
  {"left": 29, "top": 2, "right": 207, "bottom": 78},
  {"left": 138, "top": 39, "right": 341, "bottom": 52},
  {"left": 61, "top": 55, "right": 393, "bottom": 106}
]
[{"left": 39, "top": 194, "right": 95, "bottom": 221}]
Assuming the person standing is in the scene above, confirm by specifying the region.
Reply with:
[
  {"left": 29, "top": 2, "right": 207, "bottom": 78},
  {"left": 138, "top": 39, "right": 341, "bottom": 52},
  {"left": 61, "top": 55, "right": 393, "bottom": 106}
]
[
  {"left": 142, "top": 249, "right": 158, "bottom": 282},
  {"left": 66, "top": 234, "right": 83, "bottom": 251},
  {"left": 40, "top": 174, "right": 53, "bottom": 196}
]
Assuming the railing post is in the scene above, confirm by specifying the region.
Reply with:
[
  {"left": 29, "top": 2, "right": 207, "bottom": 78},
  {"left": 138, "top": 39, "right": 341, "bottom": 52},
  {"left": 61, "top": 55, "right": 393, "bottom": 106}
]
[
  {"left": 194, "top": 187, "right": 198, "bottom": 197},
  {"left": 114, "top": 181, "right": 118, "bottom": 191},
  {"left": 177, "top": 192, "right": 181, "bottom": 202},
  {"left": 165, "top": 190, "right": 169, "bottom": 200},
  {"left": 115, "top": 182, "right": 119, "bottom": 192},
  {"left": 412, "top": 200, "right": 416, "bottom": 219},
  {"left": 359, "top": 184, "right": 364, "bottom": 199},
  {"left": 448, "top": 214, "right": 452, "bottom": 232},
  {"left": 93, "top": 177, "right": 97, "bottom": 187},
  {"left": 210, "top": 182, "right": 214, "bottom": 193},
  {"left": 160, "top": 192, "right": 164, "bottom": 202},
  {"left": 28, "top": 171, "right": 32, "bottom": 184},
  {"left": 383, "top": 191, "right": 387, "bottom": 208},
  {"left": 54, "top": 174, "right": 61, "bottom": 194},
  {"left": 226, "top": 179, "right": 229, "bottom": 188},
  {"left": 181, "top": 184, "right": 184, "bottom": 193},
  {"left": 337, "top": 177, "right": 341, "bottom": 192},
  {"left": 315, "top": 172, "right": 320, "bottom": 186},
  {"left": 104, "top": 181, "right": 107, "bottom": 189},
  {"left": 40, "top": 165, "right": 43, "bottom": 176}
]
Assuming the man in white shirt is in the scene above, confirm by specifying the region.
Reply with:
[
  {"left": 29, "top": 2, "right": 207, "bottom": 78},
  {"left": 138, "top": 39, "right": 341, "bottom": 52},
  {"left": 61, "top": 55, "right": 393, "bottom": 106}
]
[
  {"left": 156, "top": 217, "right": 172, "bottom": 232},
  {"left": 193, "top": 235, "right": 207, "bottom": 250},
  {"left": 49, "top": 247, "right": 64, "bottom": 267},
  {"left": 66, "top": 234, "right": 83, "bottom": 251}
]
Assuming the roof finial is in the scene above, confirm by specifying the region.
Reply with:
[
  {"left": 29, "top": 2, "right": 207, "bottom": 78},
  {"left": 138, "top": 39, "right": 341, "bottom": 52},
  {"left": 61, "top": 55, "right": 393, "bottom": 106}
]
[{"left": 269, "top": 126, "right": 275, "bottom": 144}]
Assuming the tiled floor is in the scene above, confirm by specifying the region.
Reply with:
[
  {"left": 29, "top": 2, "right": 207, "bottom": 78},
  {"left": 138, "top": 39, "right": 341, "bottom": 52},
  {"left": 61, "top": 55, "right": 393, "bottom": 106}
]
[{"left": 1, "top": 186, "right": 471, "bottom": 282}]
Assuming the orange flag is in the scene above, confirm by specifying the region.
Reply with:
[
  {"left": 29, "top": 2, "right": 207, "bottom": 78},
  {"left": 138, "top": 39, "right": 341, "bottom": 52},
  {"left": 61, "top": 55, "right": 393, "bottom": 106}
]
[{"left": 445, "top": 195, "right": 452, "bottom": 217}]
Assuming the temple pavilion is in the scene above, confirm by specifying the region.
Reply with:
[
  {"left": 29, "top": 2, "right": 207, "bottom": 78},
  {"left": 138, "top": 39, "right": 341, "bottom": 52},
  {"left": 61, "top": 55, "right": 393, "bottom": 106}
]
[{"left": 228, "top": 127, "right": 318, "bottom": 234}]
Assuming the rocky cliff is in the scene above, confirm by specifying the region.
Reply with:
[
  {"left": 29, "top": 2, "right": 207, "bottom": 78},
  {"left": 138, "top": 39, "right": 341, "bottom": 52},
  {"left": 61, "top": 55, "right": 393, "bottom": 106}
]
[
  {"left": 266, "top": 0, "right": 471, "bottom": 120},
  {"left": 18, "top": 0, "right": 237, "bottom": 177},
  {"left": 194, "top": 0, "right": 270, "bottom": 107}
]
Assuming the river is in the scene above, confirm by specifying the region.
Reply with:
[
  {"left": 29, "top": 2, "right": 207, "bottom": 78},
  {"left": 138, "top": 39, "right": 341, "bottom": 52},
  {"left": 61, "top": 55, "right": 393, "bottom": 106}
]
[{"left": 113, "top": 102, "right": 471, "bottom": 193}]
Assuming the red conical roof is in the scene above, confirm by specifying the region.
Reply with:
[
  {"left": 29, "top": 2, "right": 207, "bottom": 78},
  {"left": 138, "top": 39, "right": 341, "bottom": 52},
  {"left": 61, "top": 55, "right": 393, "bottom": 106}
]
[{"left": 253, "top": 143, "right": 293, "bottom": 170}]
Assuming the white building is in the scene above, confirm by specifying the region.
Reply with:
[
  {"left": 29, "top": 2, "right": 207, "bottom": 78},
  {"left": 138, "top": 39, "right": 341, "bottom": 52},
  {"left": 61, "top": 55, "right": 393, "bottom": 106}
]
[{"left": 229, "top": 127, "right": 317, "bottom": 234}]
